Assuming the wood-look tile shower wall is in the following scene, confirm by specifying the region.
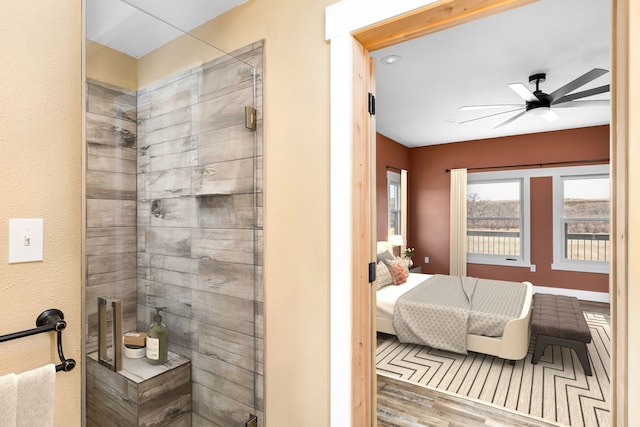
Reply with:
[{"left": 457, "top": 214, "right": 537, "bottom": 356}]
[
  {"left": 85, "top": 41, "right": 264, "bottom": 426},
  {"left": 86, "top": 80, "right": 138, "bottom": 350}
]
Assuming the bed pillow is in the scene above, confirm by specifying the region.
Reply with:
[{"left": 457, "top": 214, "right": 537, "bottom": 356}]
[
  {"left": 377, "top": 250, "right": 394, "bottom": 264},
  {"left": 388, "top": 263, "right": 408, "bottom": 285},
  {"left": 376, "top": 261, "right": 393, "bottom": 290},
  {"left": 384, "top": 256, "right": 411, "bottom": 275}
]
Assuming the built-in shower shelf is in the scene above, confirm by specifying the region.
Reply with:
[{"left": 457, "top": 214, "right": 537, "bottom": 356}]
[{"left": 86, "top": 351, "right": 191, "bottom": 426}]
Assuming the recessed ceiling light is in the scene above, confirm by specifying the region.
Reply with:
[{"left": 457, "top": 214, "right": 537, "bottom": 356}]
[{"left": 381, "top": 55, "right": 402, "bottom": 65}]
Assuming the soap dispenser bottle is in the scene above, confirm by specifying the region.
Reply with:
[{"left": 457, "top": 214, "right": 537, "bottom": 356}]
[{"left": 146, "top": 306, "right": 168, "bottom": 365}]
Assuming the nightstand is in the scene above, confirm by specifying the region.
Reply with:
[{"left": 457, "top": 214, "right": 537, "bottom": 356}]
[{"left": 409, "top": 266, "right": 422, "bottom": 273}]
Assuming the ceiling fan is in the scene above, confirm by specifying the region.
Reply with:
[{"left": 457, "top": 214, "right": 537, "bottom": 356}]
[{"left": 459, "top": 68, "right": 610, "bottom": 129}]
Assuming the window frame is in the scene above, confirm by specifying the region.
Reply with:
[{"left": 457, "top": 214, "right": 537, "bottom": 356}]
[
  {"left": 467, "top": 170, "right": 531, "bottom": 268},
  {"left": 387, "top": 170, "right": 401, "bottom": 236},
  {"left": 551, "top": 164, "right": 610, "bottom": 274}
]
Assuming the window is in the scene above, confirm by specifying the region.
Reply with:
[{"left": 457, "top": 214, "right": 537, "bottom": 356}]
[
  {"left": 466, "top": 165, "right": 609, "bottom": 272},
  {"left": 467, "top": 176, "right": 530, "bottom": 266},
  {"left": 387, "top": 171, "right": 401, "bottom": 236},
  {"left": 553, "top": 168, "right": 610, "bottom": 273}
]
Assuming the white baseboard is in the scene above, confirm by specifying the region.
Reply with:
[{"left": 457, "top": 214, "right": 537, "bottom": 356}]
[{"left": 533, "top": 285, "right": 609, "bottom": 303}]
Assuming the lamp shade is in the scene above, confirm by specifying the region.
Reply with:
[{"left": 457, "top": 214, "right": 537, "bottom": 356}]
[{"left": 388, "top": 235, "right": 404, "bottom": 247}]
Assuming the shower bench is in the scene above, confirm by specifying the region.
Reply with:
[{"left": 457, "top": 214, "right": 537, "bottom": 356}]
[{"left": 86, "top": 351, "right": 191, "bottom": 425}]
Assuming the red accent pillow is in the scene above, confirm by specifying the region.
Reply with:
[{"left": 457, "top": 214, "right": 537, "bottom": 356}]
[{"left": 389, "top": 263, "right": 408, "bottom": 285}]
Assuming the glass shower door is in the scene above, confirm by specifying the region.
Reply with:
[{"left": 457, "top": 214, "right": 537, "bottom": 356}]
[{"left": 85, "top": 1, "right": 263, "bottom": 424}]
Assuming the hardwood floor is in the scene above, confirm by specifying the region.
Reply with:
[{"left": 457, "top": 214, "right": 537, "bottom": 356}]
[
  {"left": 377, "top": 375, "right": 559, "bottom": 427},
  {"left": 376, "top": 300, "right": 610, "bottom": 426}
]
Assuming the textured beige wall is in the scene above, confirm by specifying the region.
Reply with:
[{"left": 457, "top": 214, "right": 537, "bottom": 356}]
[
  {"left": 0, "top": 1, "right": 82, "bottom": 426},
  {"left": 86, "top": 41, "right": 138, "bottom": 91}
]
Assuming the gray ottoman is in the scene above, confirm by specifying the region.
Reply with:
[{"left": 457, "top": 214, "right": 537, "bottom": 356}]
[{"left": 530, "top": 293, "right": 593, "bottom": 376}]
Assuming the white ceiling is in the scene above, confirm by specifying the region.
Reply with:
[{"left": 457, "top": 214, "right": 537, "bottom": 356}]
[
  {"left": 87, "top": 0, "right": 610, "bottom": 147},
  {"left": 86, "top": 0, "right": 247, "bottom": 58},
  {"left": 371, "top": 0, "right": 611, "bottom": 147}
]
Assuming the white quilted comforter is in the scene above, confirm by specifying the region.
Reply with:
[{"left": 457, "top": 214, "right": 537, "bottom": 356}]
[{"left": 392, "top": 274, "right": 527, "bottom": 354}]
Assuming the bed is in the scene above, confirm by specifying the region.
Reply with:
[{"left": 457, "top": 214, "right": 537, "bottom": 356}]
[{"left": 376, "top": 242, "right": 533, "bottom": 361}]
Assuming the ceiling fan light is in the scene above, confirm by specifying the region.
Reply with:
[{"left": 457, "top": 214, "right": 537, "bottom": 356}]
[
  {"left": 541, "top": 107, "right": 559, "bottom": 122},
  {"left": 529, "top": 106, "right": 559, "bottom": 122}
]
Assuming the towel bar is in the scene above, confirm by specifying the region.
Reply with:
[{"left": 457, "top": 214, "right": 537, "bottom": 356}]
[{"left": 0, "top": 308, "right": 76, "bottom": 372}]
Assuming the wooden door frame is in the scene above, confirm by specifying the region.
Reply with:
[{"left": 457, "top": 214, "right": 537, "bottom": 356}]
[
  {"left": 349, "top": 39, "right": 375, "bottom": 427},
  {"left": 327, "top": 0, "right": 628, "bottom": 425}
]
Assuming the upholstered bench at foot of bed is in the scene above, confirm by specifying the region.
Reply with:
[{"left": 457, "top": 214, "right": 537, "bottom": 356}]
[{"left": 530, "top": 293, "right": 593, "bottom": 376}]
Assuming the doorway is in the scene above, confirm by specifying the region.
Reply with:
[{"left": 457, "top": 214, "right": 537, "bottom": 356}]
[{"left": 326, "top": 0, "right": 629, "bottom": 425}]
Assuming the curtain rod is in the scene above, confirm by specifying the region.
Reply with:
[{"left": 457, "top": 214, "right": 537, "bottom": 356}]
[{"left": 445, "top": 158, "right": 609, "bottom": 173}]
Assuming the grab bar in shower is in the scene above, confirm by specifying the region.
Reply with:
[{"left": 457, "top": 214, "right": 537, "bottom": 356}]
[{"left": 0, "top": 308, "right": 76, "bottom": 372}]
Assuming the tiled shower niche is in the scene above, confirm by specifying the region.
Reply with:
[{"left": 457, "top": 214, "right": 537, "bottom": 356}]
[{"left": 86, "top": 41, "right": 264, "bottom": 426}]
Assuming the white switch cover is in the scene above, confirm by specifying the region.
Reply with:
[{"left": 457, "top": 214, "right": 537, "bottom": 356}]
[{"left": 9, "top": 219, "right": 44, "bottom": 263}]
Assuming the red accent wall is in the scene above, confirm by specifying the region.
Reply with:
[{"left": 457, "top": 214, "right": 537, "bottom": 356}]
[{"left": 377, "top": 125, "right": 610, "bottom": 294}]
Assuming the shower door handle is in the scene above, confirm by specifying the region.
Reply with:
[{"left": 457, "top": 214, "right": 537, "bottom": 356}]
[{"left": 98, "top": 297, "right": 122, "bottom": 372}]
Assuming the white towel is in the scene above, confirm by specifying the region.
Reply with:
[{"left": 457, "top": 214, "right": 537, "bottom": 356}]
[
  {"left": 16, "top": 364, "right": 56, "bottom": 427},
  {"left": 0, "top": 372, "right": 18, "bottom": 426}
]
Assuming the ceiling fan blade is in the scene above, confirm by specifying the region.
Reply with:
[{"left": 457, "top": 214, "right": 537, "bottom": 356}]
[
  {"left": 549, "top": 68, "right": 609, "bottom": 102},
  {"left": 459, "top": 104, "right": 522, "bottom": 111},
  {"left": 507, "top": 83, "right": 538, "bottom": 102},
  {"left": 552, "top": 99, "right": 610, "bottom": 108},
  {"left": 494, "top": 110, "right": 527, "bottom": 129},
  {"left": 458, "top": 108, "right": 523, "bottom": 124},
  {"left": 552, "top": 84, "right": 610, "bottom": 104}
]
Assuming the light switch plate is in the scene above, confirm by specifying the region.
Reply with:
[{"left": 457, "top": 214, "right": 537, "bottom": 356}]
[{"left": 8, "top": 218, "right": 44, "bottom": 263}]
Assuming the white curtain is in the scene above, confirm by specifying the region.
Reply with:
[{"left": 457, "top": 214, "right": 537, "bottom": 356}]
[
  {"left": 400, "top": 169, "right": 408, "bottom": 252},
  {"left": 449, "top": 168, "right": 467, "bottom": 276}
]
